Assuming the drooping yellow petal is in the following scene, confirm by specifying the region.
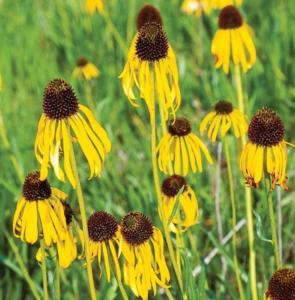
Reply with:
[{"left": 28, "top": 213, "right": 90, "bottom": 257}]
[
  {"left": 25, "top": 202, "right": 38, "bottom": 244},
  {"left": 102, "top": 242, "right": 111, "bottom": 282},
  {"left": 61, "top": 120, "right": 76, "bottom": 188},
  {"left": 79, "top": 104, "right": 111, "bottom": 152}
]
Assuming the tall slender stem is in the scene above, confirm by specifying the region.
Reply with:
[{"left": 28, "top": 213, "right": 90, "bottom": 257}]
[
  {"left": 276, "top": 187, "right": 283, "bottom": 264},
  {"left": 265, "top": 178, "right": 281, "bottom": 268},
  {"left": 158, "top": 102, "right": 173, "bottom": 175},
  {"left": 84, "top": 82, "right": 96, "bottom": 113},
  {"left": 149, "top": 73, "right": 184, "bottom": 296},
  {"left": 223, "top": 136, "right": 245, "bottom": 300},
  {"left": 40, "top": 240, "right": 49, "bottom": 300},
  {"left": 55, "top": 260, "right": 61, "bottom": 300},
  {"left": 234, "top": 65, "right": 244, "bottom": 115},
  {"left": 111, "top": 261, "right": 128, "bottom": 300},
  {"left": 234, "top": 64, "right": 258, "bottom": 300},
  {"left": 245, "top": 187, "right": 257, "bottom": 300},
  {"left": 215, "top": 142, "right": 226, "bottom": 277},
  {"left": 68, "top": 131, "right": 97, "bottom": 300}
]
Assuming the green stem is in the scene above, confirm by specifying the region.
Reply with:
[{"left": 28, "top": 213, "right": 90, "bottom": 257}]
[
  {"left": 234, "top": 65, "right": 244, "bottom": 115},
  {"left": 5, "top": 231, "right": 41, "bottom": 300},
  {"left": 149, "top": 75, "right": 184, "bottom": 296},
  {"left": 245, "top": 187, "right": 258, "bottom": 300},
  {"left": 112, "top": 262, "right": 128, "bottom": 300},
  {"left": 40, "top": 240, "right": 49, "bottom": 300},
  {"left": 165, "top": 287, "right": 175, "bottom": 300},
  {"left": 84, "top": 81, "right": 96, "bottom": 113},
  {"left": 102, "top": 10, "right": 127, "bottom": 55},
  {"left": 158, "top": 101, "right": 173, "bottom": 175},
  {"left": 265, "top": 178, "right": 281, "bottom": 268},
  {"left": 223, "top": 136, "right": 245, "bottom": 300},
  {"left": 234, "top": 63, "right": 258, "bottom": 300},
  {"left": 55, "top": 260, "right": 61, "bottom": 300},
  {"left": 68, "top": 129, "right": 97, "bottom": 300}
]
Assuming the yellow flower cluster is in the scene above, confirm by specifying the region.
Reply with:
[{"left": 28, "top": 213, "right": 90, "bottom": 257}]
[{"left": 9, "top": 2, "right": 295, "bottom": 300}]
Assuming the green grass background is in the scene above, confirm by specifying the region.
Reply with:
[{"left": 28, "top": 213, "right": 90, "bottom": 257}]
[{"left": 0, "top": 0, "right": 294, "bottom": 299}]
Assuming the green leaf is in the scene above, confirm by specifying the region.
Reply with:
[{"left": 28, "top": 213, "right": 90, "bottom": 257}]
[
  {"left": 253, "top": 210, "right": 273, "bottom": 244},
  {"left": 181, "top": 251, "right": 198, "bottom": 300},
  {"left": 167, "top": 186, "right": 184, "bottom": 225}
]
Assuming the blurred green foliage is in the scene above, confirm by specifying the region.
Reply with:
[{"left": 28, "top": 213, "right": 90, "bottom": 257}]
[{"left": 0, "top": 0, "right": 294, "bottom": 299}]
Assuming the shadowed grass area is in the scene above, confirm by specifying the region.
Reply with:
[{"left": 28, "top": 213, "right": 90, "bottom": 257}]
[{"left": 0, "top": 0, "right": 294, "bottom": 299}]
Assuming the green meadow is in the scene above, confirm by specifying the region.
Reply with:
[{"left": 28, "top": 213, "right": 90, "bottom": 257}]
[{"left": 0, "top": 0, "right": 294, "bottom": 299}]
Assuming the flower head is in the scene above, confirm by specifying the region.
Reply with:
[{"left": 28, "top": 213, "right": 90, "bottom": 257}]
[
  {"left": 85, "top": 0, "right": 104, "bottom": 15},
  {"left": 211, "top": 5, "right": 256, "bottom": 74},
  {"left": 120, "top": 212, "right": 170, "bottom": 300},
  {"left": 265, "top": 268, "right": 295, "bottom": 300},
  {"left": 88, "top": 211, "right": 121, "bottom": 282},
  {"left": 157, "top": 117, "right": 213, "bottom": 175},
  {"left": 73, "top": 57, "right": 100, "bottom": 80},
  {"left": 160, "top": 175, "right": 198, "bottom": 231},
  {"left": 13, "top": 171, "right": 67, "bottom": 246},
  {"left": 35, "top": 79, "right": 111, "bottom": 188},
  {"left": 240, "top": 108, "right": 289, "bottom": 189},
  {"left": 200, "top": 100, "right": 248, "bottom": 142},
  {"left": 119, "top": 5, "right": 181, "bottom": 121}
]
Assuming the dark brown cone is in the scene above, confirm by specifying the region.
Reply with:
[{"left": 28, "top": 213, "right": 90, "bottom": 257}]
[
  {"left": 43, "top": 79, "right": 79, "bottom": 120},
  {"left": 88, "top": 211, "right": 118, "bottom": 242},
  {"left": 121, "top": 212, "right": 153, "bottom": 246},
  {"left": 22, "top": 171, "right": 51, "bottom": 201},
  {"left": 248, "top": 108, "right": 284, "bottom": 146}
]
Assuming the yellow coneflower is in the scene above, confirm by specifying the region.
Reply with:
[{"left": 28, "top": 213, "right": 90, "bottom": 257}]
[
  {"left": 119, "top": 5, "right": 181, "bottom": 121},
  {"left": 36, "top": 201, "right": 83, "bottom": 268},
  {"left": 211, "top": 0, "right": 243, "bottom": 9},
  {"left": 157, "top": 117, "right": 213, "bottom": 176},
  {"left": 34, "top": 79, "right": 111, "bottom": 188},
  {"left": 88, "top": 211, "right": 121, "bottom": 282},
  {"left": 264, "top": 268, "right": 295, "bottom": 300},
  {"left": 73, "top": 57, "right": 100, "bottom": 81},
  {"left": 181, "top": 0, "right": 211, "bottom": 16},
  {"left": 120, "top": 212, "right": 170, "bottom": 300},
  {"left": 200, "top": 100, "right": 248, "bottom": 142},
  {"left": 160, "top": 175, "right": 198, "bottom": 231},
  {"left": 13, "top": 171, "right": 67, "bottom": 246},
  {"left": 240, "top": 108, "right": 292, "bottom": 190},
  {"left": 211, "top": 5, "right": 256, "bottom": 74},
  {"left": 85, "top": 0, "right": 104, "bottom": 15}
]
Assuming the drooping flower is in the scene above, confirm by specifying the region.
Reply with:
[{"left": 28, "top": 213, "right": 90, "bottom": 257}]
[
  {"left": 160, "top": 175, "right": 198, "bottom": 231},
  {"left": 119, "top": 5, "right": 181, "bottom": 121},
  {"left": 157, "top": 117, "right": 213, "bottom": 175},
  {"left": 36, "top": 200, "right": 84, "bottom": 268},
  {"left": 34, "top": 79, "right": 111, "bottom": 188},
  {"left": 73, "top": 57, "right": 100, "bottom": 81},
  {"left": 181, "top": 0, "right": 211, "bottom": 16},
  {"left": 240, "top": 108, "right": 292, "bottom": 190},
  {"left": 13, "top": 171, "right": 67, "bottom": 246},
  {"left": 85, "top": 0, "right": 104, "bottom": 15},
  {"left": 200, "top": 100, "right": 248, "bottom": 142},
  {"left": 264, "top": 268, "right": 295, "bottom": 300},
  {"left": 119, "top": 212, "right": 170, "bottom": 300},
  {"left": 88, "top": 211, "right": 121, "bottom": 282},
  {"left": 211, "top": 5, "right": 256, "bottom": 74}
]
